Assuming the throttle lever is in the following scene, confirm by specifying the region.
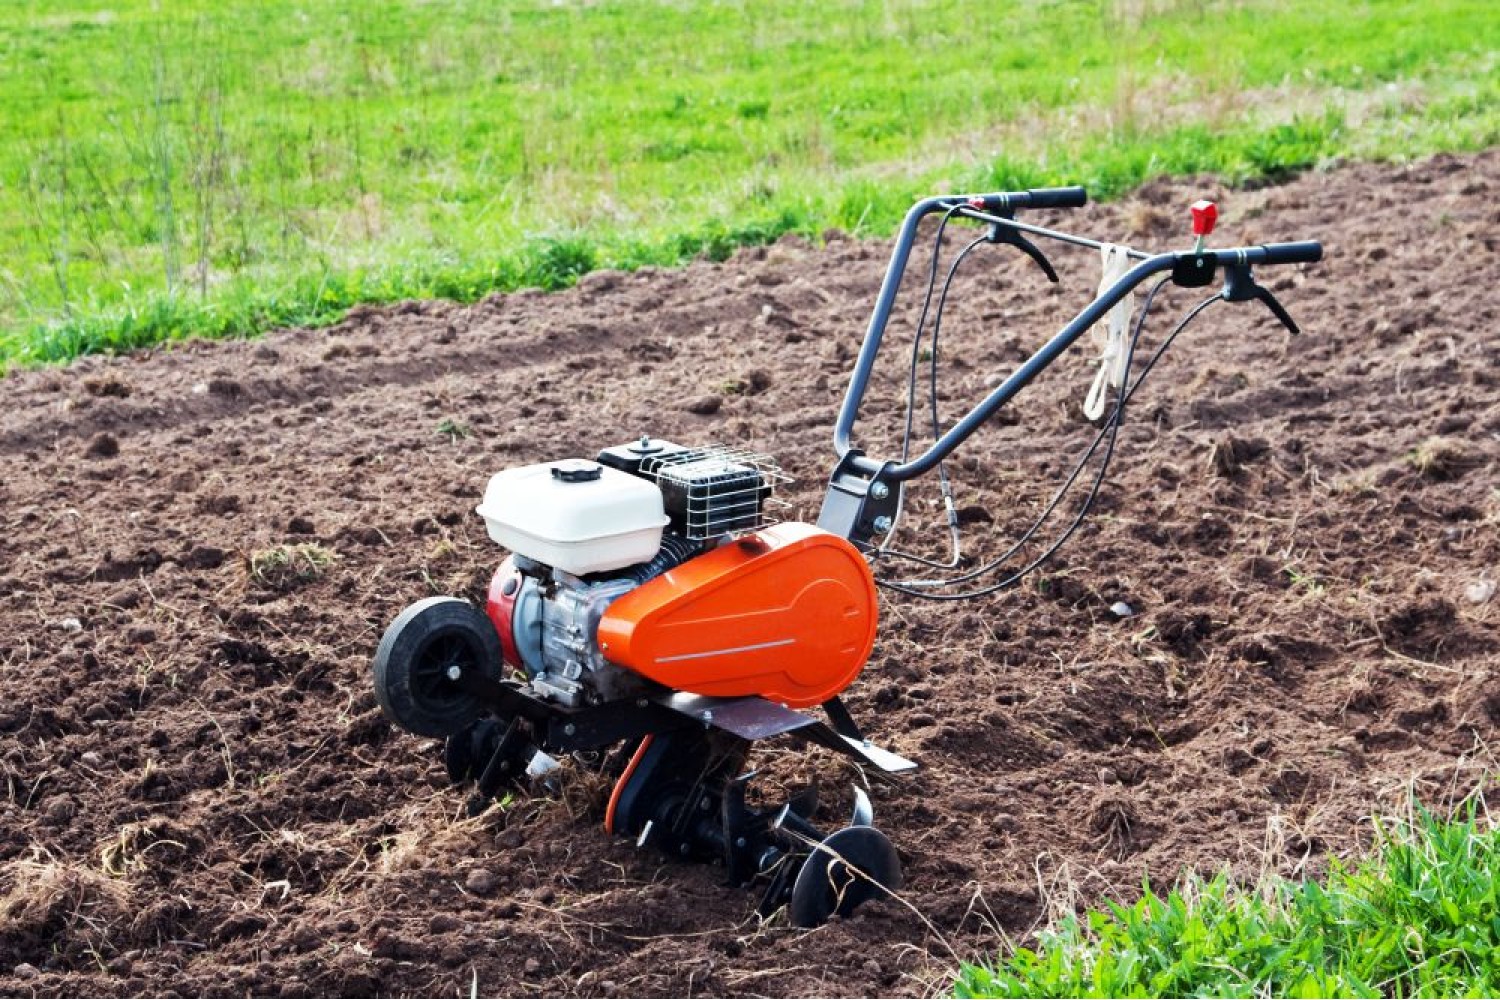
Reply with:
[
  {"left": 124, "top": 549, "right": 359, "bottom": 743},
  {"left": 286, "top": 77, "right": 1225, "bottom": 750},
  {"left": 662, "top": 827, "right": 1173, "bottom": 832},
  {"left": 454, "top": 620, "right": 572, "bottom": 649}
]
[
  {"left": 985, "top": 221, "right": 1060, "bottom": 283},
  {"left": 1222, "top": 263, "right": 1299, "bottom": 335}
]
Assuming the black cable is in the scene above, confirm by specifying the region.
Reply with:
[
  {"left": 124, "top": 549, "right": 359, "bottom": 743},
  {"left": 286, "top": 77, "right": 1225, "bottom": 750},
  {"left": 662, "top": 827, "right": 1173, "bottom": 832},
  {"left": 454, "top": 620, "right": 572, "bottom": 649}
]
[
  {"left": 896, "top": 206, "right": 963, "bottom": 466},
  {"left": 876, "top": 287, "right": 1221, "bottom": 600},
  {"left": 880, "top": 288, "right": 1220, "bottom": 598},
  {"left": 881, "top": 231, "right": 988, "bottom": 568},
  {"left": 879, "top": 275, "right": 1173, "bottom": 588}
]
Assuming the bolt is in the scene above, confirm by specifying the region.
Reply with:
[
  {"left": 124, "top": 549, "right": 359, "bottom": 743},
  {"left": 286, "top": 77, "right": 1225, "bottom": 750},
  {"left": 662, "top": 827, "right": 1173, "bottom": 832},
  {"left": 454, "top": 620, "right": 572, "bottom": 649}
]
[
  {"left": 563, "top": 723, "right": 576, "bottom": 737},
  {"left": 446, "top": 665, "right": 462, "bottom": 681},
  {"left": 735, "top": 836, "right": 747, "bottom": 848},
  {"left": 869, "top": 481, "right": 889, "bottom": 500},
  {"left": 872, "top": 515, "right": 893, "bottom": 534}
]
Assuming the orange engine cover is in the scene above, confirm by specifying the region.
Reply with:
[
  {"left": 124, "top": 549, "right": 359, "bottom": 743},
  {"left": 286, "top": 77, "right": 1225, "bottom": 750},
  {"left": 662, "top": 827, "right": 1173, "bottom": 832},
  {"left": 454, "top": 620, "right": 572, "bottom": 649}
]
[{"left": 597, "top": 522, "right": 878, "bottom": 708}]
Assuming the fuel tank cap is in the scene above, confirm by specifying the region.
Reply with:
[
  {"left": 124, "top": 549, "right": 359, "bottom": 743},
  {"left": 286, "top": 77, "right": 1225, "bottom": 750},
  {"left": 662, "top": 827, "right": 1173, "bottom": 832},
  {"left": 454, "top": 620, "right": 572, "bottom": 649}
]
[{"left": 550, "top": 459, "right": 604, "bottom": 483}]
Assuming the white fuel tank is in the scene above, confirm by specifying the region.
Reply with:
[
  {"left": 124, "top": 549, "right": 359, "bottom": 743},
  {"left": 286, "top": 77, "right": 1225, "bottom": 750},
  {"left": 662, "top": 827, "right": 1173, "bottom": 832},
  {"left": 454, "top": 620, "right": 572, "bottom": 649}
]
[{"left": 475, "top": 459, "right": 668, "bottom": 575}]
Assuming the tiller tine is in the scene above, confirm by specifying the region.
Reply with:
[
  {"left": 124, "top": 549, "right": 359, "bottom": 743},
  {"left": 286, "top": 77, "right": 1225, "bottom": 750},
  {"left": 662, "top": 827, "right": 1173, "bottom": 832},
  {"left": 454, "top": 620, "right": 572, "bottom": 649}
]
[{"left": 603, "top": 724, "right": 904, "bottom": 927}]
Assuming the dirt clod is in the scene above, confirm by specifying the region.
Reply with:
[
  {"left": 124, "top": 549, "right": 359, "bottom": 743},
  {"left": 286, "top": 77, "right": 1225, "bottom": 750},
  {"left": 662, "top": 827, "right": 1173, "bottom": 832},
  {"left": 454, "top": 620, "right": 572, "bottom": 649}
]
[
  {"left": 464, "top": 868, "right": 498, "bottom": 896},
  {"left": 1381, "top": 597, "right": 1464, "bottom": 657},
  {"left": 82, "top": 377, "right": 130, "bottom": 399},
  {"left": 1209, "top": 433, "right": 1270, "bottom": 477},
  {"left": 83, "top": 432, "right": 119, "bottom": 458},
  {"left": 181, "top": 545, "right": 226, "bottom": 570}
]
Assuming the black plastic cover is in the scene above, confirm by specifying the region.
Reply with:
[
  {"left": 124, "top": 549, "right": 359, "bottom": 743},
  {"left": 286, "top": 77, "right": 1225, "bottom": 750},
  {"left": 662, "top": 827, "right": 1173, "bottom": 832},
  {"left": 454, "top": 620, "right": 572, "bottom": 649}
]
[{"left": 596, "top": 436, "right": 688, "bottom": 477}]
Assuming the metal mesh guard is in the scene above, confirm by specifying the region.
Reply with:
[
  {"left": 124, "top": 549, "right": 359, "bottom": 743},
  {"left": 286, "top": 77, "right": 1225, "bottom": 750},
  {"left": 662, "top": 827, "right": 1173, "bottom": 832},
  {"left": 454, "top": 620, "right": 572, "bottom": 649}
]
[{"left": 640, "top": 446, "right": 790, "bottom": 540}]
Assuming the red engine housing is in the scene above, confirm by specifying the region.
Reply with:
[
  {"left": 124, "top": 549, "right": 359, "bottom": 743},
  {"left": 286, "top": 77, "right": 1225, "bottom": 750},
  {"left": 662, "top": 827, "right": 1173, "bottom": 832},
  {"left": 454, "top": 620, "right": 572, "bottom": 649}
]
[{"left": 485, "top": 555, "right": 525, "bottom": 670}]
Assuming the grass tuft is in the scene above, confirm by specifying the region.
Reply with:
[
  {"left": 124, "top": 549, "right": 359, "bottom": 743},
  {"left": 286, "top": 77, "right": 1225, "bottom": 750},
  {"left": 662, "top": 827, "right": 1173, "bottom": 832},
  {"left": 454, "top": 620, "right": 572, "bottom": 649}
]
[
  {"left": 955, "top": 805, "right": 1500, "bottom": 999},
  {"left": 1406, "top": 436, "right": 1480, "bottom": 482},
  {"left": 247, "top": 543, "right": 337, "bottom": 590}
]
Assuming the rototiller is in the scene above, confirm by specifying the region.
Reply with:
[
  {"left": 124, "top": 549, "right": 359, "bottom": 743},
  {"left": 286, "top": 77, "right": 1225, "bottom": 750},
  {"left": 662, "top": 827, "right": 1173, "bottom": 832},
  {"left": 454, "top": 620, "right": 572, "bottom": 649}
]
[{"left": 373, "top": 186, "right": 1321, "bottom": 926}]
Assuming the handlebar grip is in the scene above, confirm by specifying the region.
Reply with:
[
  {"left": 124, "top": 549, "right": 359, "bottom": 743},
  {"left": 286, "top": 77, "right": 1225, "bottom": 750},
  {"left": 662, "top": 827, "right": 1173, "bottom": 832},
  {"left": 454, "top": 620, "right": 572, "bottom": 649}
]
[
  {"left": 1023, "top": 186, "right": 1088, "bottom": 209},
  {"left": 961, "top": 186, "right": 1088, "bottom": 214},
  {"left": 1258, "top": 241, "right": 1323, "bottom": 265}
]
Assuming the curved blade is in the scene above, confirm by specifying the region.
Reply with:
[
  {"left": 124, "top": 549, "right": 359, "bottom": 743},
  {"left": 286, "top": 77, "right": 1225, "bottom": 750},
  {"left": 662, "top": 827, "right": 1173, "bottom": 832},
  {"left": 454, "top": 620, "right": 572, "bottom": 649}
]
[
  {"left": 788, "top": 780, "right": 819, "bottom": 821},
  {"left": 850, "top": 786, "right": 874, "bottom": 827}
]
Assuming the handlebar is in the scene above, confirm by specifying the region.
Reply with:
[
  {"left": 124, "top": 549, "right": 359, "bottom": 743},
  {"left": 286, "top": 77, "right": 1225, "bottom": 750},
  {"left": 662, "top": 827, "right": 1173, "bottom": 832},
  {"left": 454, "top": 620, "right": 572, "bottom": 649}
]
[
  {"left": 831, "top": 194, "right": 1323, "bottom": 482},
  {"left": 1254, "top": 241, "right": 1323, "bottom": 265},
  {"left": 831, "top": 187, "right": 1093, "bottom": 469},
  {"left": 817, "top": 189, "right": 1321, "bottom": 548}
]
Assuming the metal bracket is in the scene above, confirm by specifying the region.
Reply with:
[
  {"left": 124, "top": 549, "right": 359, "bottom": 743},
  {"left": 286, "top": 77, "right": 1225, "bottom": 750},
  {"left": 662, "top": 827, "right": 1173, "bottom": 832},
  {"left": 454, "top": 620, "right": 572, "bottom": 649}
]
[
  {"left": 655, "top": 691, "right": 916, "bottom": 774},
  {"left": 1171, "top": 253, "right": 1216, "bottom": 288},
  {"left": 656, "top": 692, "right": 817, "bottom": 740},
  {"left": 822, "top": 696, "right": 864, "bottom": 742},
  {"left": 815, "top": 450, "right": 901, "bottom": 548}
]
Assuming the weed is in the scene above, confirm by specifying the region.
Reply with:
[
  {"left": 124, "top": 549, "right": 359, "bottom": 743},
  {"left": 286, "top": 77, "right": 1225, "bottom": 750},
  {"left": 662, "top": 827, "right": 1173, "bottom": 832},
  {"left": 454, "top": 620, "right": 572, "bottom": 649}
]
[
  {"left": 1284, "top": 565, "right": 1326, "bottom": 598},
  {"left": 436, "top": 417, "right": 472, "bottom": 442},
  {"left": 98, "top": 821, "right": 187, "bottom": 878},
  {"left": 1, "top": 849, "right": 131, "bottom": 940}
]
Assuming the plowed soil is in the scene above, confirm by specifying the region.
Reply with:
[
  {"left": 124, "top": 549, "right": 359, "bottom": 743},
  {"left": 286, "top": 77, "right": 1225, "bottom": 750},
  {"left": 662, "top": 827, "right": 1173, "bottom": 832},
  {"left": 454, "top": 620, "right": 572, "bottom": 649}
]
[{"left": 2, "top": 151, "right": 1497, "bottom": 998}]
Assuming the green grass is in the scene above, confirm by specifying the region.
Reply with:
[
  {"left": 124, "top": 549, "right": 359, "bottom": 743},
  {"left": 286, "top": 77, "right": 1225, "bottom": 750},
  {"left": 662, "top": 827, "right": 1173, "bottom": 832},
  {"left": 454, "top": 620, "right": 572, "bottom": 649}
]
[
  {"left": 956, "top": 805, "right": 1500, "bottom": 998},
  {"left": 1, "top": 0, "right": 1496, "bottom": 370}
]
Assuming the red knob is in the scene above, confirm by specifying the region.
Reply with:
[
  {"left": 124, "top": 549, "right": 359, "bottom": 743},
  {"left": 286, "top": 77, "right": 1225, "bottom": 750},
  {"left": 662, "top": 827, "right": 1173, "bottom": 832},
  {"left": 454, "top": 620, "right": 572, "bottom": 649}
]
[{"left": 1191, "top": 200, "right": 1218, "bottom": 237}]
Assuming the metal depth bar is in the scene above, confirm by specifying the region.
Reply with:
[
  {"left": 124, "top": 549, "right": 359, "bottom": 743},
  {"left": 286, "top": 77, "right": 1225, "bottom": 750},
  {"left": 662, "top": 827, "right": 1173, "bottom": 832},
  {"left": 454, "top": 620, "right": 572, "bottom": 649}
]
[{"left": 954, "top": 206, "right": 1154, "bottom": 260}]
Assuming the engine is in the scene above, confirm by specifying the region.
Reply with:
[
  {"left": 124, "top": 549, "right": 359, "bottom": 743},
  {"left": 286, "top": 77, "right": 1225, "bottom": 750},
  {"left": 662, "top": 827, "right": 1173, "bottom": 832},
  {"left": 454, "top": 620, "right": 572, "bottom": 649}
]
[{"left": 477, "top": 437, "right": 780, "bottom": 707}]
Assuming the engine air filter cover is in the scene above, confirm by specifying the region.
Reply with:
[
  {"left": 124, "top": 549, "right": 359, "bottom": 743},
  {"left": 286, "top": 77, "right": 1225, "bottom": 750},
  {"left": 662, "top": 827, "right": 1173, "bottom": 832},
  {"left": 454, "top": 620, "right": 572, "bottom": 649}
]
[
  {"left": 638, "top": 446, "right": 786, "bottom": 540},
  {"left": 655, "top": 455, "right": 769, "bottom": 538}
]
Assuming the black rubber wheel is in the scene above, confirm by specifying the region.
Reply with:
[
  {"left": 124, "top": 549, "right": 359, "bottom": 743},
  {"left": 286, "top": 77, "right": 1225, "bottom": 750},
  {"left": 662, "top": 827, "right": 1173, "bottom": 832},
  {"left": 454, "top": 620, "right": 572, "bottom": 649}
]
[
  {"left": 373, "top": 597, "right": 502, "bottom": 738},
  {"left": 788, "top": 825, "right": 904, "bottom": 928}
]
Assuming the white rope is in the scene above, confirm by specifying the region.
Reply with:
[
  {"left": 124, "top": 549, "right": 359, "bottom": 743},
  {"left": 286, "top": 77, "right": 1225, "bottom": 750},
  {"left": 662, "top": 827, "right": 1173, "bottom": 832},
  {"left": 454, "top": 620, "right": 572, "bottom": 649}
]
[{"left": 1084, "top": 243, "right": 1134, "bottom": 421}]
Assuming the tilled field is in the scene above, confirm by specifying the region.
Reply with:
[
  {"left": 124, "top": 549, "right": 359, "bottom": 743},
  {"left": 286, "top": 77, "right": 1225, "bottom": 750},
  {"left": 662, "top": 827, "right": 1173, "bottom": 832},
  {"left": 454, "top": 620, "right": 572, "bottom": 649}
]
[{"left": 1, "top": 152, "right": 1497, "bottom": 998}]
